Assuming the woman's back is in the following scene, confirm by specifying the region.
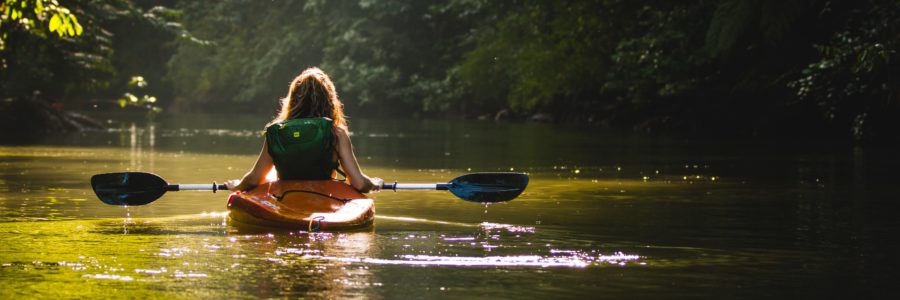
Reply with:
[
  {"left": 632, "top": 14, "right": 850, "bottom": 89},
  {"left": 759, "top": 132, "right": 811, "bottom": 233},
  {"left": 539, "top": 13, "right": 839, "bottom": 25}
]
[{"left": 265, "top": 117, "right": 337, "bottom": 180}]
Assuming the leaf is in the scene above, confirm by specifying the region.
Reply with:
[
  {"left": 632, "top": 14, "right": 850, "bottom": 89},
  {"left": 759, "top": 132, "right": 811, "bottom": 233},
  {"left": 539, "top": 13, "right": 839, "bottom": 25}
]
[
  {"left": 49, "top": 14, "right": 61, "bottom": 32},
  {"left": 74, "top": 22, "right": 83, "bottom": 35},
  {"left": 35, "top": 0, "right": 44, "bottom": 15},
  {"left": 129, "top": 76, "right": 147, "bottom": 88},
  {"left": 125, "top": 93, "right": 139, "bottom": 103},
  {"left": 117, "top": 99, "right": 127, "bottom": 108},
  {"left": 69, "top": 15, "right": 83, "bottom": 36}
]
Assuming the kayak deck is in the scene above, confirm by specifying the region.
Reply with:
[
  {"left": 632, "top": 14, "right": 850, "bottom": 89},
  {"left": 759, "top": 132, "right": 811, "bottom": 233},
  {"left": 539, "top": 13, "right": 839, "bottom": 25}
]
[{"left": 227, "top": 180, "right": 374, "bottom": 231}]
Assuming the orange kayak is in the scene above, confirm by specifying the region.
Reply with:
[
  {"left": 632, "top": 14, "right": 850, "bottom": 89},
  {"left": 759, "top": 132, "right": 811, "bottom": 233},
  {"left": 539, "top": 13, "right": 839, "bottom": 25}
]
[{"left": 226, "top": 180, "right": 375, "bottom": 231}]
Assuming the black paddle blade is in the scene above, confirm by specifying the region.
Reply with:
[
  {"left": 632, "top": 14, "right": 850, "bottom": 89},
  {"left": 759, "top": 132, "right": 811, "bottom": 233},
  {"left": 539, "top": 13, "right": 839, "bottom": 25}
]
[
  {"left": 91, "top": 172, "right": 168, "bottom": 206},
  {"left": 448, "top": 172, "right": 529, "bottom": 203}
]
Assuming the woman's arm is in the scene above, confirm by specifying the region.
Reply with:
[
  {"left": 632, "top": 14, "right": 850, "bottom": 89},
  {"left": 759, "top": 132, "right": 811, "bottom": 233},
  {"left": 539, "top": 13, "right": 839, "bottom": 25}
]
[
  {"left": 224, "top": 139, "right": 274, "bottom": 191},
  {"left": 335, "top": 126, "right": 383, "bottom": 193}
]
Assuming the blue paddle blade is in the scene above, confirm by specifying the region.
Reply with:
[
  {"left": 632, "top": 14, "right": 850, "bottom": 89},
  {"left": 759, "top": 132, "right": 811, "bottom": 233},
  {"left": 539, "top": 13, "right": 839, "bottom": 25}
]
[
  {"left": 448, "top": 172, "right": 529, "bottom": 203},
  {"left": 91, "top": 172, "right": 168, "bottom": 206}
]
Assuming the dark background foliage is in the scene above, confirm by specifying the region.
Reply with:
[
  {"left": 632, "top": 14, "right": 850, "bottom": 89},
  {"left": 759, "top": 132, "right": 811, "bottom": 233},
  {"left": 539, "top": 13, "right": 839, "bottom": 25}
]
[{"left": 2, "top": 0, "right": 897, "bottom": 141}]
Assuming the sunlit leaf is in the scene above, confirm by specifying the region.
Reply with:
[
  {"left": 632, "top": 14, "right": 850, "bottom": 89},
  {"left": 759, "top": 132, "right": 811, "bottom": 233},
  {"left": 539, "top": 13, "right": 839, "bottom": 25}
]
[
  {"left": 49, "top": 14, "right": 61, "bottom": 32},
  {"left": 69, "top": 14, "right": 82, "bottom": 35},
  {"left": 129, "top": 76, "right": 147, "bottom": 88},
  {"left": 117, "top": 99, "right": 127, "bottom": 108}
]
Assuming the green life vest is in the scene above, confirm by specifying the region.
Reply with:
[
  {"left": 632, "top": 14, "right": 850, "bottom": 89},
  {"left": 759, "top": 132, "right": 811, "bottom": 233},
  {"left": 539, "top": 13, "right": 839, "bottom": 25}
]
[{"left": 265, "top": 117, "right": 337, "bottom": 180}]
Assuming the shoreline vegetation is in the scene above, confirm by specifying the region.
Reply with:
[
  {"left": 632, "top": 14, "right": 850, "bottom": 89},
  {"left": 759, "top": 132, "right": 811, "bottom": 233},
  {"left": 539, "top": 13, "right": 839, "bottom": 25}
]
[
  {"left": 0, "top": 98, "right": 103, "bottom": 141},
  {"left": 1, "top": 0, "right": 897, "bottom": 143}
]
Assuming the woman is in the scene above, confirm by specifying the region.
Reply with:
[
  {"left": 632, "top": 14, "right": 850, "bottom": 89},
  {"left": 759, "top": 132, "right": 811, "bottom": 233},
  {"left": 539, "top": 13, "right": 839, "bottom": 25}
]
[{"left": 224, "top": 67, "right": 383, "bottom": 193}]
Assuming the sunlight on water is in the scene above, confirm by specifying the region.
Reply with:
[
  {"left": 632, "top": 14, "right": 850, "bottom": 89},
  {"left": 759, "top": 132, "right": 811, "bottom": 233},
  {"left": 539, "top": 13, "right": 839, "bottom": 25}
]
[
  {"left": 82, "top": 274, "right": 135, "bottom": 281},
  {"left": 262, "top": 217, "right": 645, "bottom": 269},
  {"left": 134, "top": 268, "right": 167, "bottom": 274},
  {"left": 103, "top": 127, "right": 261, "bottom": 138},
  {"left": 306, "top": 252, "right": 640, "bottom": 268},
  {"left": 377, "top": 215, "right": 478, "bottom": 227},
  {"left": 480, "top": 222, "right": 536, "bottom": 233}
]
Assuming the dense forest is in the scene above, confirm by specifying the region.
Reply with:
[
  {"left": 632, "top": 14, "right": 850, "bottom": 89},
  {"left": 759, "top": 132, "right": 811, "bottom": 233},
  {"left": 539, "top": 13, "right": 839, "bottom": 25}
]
[{"left": 2, "top": 0, "right": 898, "bottom": 142}]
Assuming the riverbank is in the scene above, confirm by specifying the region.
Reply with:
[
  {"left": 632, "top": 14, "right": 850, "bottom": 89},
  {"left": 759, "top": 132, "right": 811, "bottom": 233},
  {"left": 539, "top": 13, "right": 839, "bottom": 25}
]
[{"left": 0, "top": 98, "right": 104, "bottom": 141}]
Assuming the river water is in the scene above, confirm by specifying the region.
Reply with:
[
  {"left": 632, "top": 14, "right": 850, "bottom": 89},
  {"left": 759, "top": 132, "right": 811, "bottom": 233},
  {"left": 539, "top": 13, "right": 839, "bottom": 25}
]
[{"left": 0, "top": 112, "right": 897, "bottom": 299}]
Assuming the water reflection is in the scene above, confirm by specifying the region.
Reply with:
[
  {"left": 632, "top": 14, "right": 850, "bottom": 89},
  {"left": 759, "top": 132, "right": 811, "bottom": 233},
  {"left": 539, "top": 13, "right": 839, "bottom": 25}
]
[{"left": 123, "top": 123, "right": 155, "bottom": 173}]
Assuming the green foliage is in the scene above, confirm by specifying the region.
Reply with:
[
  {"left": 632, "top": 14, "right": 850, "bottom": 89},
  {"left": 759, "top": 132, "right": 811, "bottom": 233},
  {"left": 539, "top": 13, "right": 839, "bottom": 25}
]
[
  {"left": 2, "top": 0, "right": 897, "bottom": 141},
  {"left": 1, "top": 0, "right": 201, "bottom": 113},
  {"left": 314, "top": 0, "right": 474, "bottom": 113},
  {"left": 1, "top": 0, "right": 116, "bottom": 101},
  {"left": 437, "top": 0, "right": 627, "bottom": 117},
  {"left": 605, "top": 3, "right": 711, "bottom": 106},
  {"left": 166, "top": 1, "right": 323, "bottom": 109},
  {"left": 159, "top": 0, "right": 898, "bottom": 140},
  {"left": 166, "top": 0, "right": 479, "bottom": 115},
  {"left": 789, "top": 0, "right": 899, "bottom": 140},
  {"left": 0, "top": 0, "right": 83, "bottom": 50},
  {"left": 117, "top": 75, "right": 162, "bottom": 120},
  {"left": 704, "top": 0, "right": 808, "bottom": 59}
]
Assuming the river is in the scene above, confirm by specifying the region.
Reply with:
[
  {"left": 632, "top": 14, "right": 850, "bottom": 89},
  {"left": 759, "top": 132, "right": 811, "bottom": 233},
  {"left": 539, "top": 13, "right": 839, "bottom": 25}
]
[{"left": 1, "top": 112, "right": 897, "bottom": 299}]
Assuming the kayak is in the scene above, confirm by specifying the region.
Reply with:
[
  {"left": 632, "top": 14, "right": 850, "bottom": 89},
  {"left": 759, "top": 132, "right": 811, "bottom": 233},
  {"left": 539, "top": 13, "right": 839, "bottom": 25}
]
[{"left": 226, "top": 180, "right": 375, "bottom": 231}]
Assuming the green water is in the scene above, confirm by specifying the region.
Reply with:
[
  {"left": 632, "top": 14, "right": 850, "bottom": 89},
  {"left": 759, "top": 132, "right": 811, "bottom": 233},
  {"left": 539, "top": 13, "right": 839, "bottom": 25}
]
[{"left": 1, "top": 113, "right": 898, "bottom": 299}]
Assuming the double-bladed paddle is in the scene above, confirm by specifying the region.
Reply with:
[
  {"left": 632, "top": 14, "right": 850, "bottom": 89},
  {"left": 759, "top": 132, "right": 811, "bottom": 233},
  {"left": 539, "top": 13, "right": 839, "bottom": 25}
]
[
  {"left": 91, "top": 172, "right": 529, "bottom": 206},
  {"left": 380, "top": 172, "right": 529, "bottom": 203}
]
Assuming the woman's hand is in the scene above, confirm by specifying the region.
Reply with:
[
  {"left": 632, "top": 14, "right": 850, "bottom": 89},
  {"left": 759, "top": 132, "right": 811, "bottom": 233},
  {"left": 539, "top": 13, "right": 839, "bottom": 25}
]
[
  {"left": 370, "top": 177, "right": 384, "bottom": 192},
  {"left": 224, "top": 179, "right": 242, "bottom": 191}
]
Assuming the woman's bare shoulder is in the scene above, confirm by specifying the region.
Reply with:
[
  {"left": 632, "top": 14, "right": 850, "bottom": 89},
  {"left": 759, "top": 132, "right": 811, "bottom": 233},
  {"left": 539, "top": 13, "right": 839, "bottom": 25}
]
[{"left": 333, "top": 125, "right": 351, "bottom": 140}]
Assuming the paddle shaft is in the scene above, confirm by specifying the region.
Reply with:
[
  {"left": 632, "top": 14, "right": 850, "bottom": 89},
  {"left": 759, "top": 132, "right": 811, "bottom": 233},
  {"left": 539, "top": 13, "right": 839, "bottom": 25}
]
[
  {"left": 382, "top": 183, "right": 449, "bottom": 191},
  {"left": 172, "top": 183, "right": 445, "bottom": 192},
  {"left": 167, "top": 184, "right": 228, "bottom": 192}
]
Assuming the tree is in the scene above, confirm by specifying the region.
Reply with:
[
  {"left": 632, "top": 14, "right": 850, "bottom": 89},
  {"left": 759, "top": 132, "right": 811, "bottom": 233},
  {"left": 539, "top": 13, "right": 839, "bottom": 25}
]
[{"left": 1, "top": 0, "right": 202, "bottom": 106}]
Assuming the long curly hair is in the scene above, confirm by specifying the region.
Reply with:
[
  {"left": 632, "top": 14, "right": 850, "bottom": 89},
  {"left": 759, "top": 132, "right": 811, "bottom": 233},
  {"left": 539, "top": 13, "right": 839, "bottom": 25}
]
[{"left": 271, "top": 67, "right": 347, "bottom": 129}]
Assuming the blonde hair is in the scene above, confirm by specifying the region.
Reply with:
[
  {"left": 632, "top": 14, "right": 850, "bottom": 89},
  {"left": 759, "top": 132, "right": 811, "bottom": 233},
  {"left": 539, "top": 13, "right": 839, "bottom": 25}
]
[{"left": 271, "top": 67, "right": 347, "bottom": 128}]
